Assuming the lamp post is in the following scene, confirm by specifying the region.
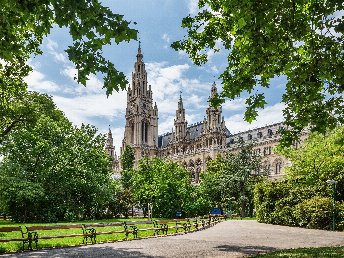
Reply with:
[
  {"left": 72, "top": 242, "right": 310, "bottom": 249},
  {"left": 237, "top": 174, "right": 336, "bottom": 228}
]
[{"left": 326, "top": 179, "right": 338, "bottom": 231}]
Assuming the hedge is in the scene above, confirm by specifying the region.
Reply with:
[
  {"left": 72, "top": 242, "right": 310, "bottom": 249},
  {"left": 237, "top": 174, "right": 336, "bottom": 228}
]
[{"left": 254, "top": 180, "right": 344, "bottom": 230}]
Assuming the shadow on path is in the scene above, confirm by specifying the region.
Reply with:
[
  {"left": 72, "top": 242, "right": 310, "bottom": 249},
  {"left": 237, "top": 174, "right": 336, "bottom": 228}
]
[
  {"left": 1, "top": 246, "right": 162, "bottom": 258},
  {"left": 215, "top": 244, "right": 277, "bottom": 256}
]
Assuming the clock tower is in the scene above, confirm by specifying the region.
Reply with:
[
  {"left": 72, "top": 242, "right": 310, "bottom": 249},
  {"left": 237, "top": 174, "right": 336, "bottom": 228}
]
[{"left": 121, "top": 43, "right": 159, "bottom": 164}]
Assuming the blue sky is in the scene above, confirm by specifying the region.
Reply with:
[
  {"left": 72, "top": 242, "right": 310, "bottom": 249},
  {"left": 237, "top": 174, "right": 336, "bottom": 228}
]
[{"left": 25, "top": 0, "right": 287, "bottom": 152}]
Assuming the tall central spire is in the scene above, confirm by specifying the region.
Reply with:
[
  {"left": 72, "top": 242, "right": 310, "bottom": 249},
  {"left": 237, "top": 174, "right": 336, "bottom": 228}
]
[
  {"left": 136, "top": 41, "right": 143, "bottom": 61},
  {"left": 122, "top": 42, "right": 159, "bottom": 164}
]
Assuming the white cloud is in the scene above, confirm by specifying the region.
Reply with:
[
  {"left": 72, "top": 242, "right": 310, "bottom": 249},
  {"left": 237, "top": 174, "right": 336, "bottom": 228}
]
[
  {"left": 46, "top": 38, "right": 58, "bottom": 51},
  {"left": 186, "top": 94, "right": 205, "bottom": 108},
  {"left": 226, "top": 102, "right": 285, "bottom": 134},
  {"left": 53, "top": 90, "right": 127, "bottom": 126},
  {"left": 177, "top": 50, "right": 188, "bottom": 58},
  {"left": 222, "top": 98, "right": 246, "bottom": 111},
  {"left": 162, "top": 33, "right": 170, "bottom": 43},
  {"left": 158, "top": 115, "right": 175, "bottom": 135},
  {"left": 45, "top": 38, "right": 68, "bottom": 63},
  {"left": 188, "top": 0, "right": 199, "bottom": 15},
  {"left": 146, "top": 62, "right": 188, "bottom": 101},
  {"left": 25, "top": 69, "right": 60, "bottom": 93},
  {"left": 61, "top": 66, "right": 104, "bottom": 95},
  {"left": 210, "top": 65, "right": 219, "bottom": 73},
  {"left": 146, "top": 62, "right": 211, "bottom": 104}
]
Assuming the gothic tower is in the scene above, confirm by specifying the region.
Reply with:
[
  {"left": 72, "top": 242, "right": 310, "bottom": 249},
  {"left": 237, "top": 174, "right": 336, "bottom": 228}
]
[
  {"left": 122, "top": 43, "right": 159, "bottom": 163},
  {"left": 174, "top": 94, "right": 188, "bottom": 142},
  {"left": 105, "top": 127, "right": 115, "bottom": 157},
  {"left": 105, "top": 127, "right": 120, "bottom": 174},
  {"left": 203, "top": 82, "right": 226, "bottom": 148}
]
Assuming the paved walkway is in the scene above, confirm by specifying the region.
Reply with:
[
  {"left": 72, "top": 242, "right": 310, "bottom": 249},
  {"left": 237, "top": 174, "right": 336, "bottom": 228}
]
[{"left": 2, "top": 220, "right": 344, "bottom": 257}]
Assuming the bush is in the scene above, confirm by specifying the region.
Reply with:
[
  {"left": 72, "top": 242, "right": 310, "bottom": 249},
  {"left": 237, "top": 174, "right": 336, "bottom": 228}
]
[
  {"left": 293, "top": 196, "right": 331, "bottom": 229},
  {"left": 337, "top": 202, "right": 344, "bottom": 230},
  {"left": 254, "top": 181, "right": 342, "bottom": 230}
]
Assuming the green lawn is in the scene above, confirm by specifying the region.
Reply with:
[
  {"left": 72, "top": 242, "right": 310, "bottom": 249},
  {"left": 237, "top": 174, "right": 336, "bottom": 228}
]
[
  {"left": 252, "top": 246, "right": 344, "bottom": 257},
  {"left": 0, "top": 217, "right": 202, "bottom": 253}
]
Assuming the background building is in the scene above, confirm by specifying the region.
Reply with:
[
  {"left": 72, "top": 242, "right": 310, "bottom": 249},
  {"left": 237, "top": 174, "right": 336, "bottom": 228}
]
[{"left": 106, "top": 46, "right": 306, "bottom": 181}]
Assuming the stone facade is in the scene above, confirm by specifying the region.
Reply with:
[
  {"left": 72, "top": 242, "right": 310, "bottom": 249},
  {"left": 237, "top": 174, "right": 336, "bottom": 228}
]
[{"left": 106, "top": 46, "right": 306, "bottom": 181}]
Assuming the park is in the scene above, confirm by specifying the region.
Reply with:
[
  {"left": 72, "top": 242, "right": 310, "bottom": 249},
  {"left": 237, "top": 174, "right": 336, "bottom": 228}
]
[{"left": 0, "top": 0, "right": 343, "bottom": 257}]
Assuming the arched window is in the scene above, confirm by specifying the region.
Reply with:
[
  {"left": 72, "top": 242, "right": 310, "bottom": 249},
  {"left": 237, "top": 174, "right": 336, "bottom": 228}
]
[{"left": 274, "top": 159, "right": 283, "bottom": 174}]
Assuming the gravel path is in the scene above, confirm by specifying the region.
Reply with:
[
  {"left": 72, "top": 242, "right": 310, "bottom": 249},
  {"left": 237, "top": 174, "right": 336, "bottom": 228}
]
[{"left": 2, "top": 220, "right": 344, "bottom": 258}]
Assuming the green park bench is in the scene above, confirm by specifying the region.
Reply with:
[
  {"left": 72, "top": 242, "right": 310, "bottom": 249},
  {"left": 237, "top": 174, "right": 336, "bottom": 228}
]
[{"left": 0, "top": 226, "right": 30, "bottom": 251}]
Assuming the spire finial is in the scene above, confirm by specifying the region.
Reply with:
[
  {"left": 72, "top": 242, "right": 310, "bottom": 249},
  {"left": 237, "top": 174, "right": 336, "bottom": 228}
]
[{"left": 137, "top": 39, "right": 142, "bottom": 59}]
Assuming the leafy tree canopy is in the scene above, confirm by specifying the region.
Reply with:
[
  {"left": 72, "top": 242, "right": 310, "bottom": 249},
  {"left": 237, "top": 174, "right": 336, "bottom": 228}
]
[
  {"left": 0, "top": 93, "right": 114, "bottom": 222},
  {"left": 201, "top": 144, "right": 266, "bottom": 216},
  {"left": 172, "top": 0, "right": 343, "bottom": 146},
  {"left": 120, "top": 145, "right": 135, "bottom": 190},
  {"left": 0, "top": 1, "right": 137, "bottom": 139},
  {"left": 1, "top": 0, "right": 137, "bottom": 94},
  {"left": 121, "top": 145, "right": 135, "bottom": 172},
  {"left": 280, "top": 126, "right": 344, "bottom": 200},
  {"left": 131, "top": 158, "right": 192, "bottom": 218},
  {"left": 0, "top": 91, "right": 63, "bottom": 141}
]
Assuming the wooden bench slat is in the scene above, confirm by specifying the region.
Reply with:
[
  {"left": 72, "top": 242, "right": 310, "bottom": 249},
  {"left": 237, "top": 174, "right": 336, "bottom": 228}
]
[
  {"left": 0, "top": 238, "right": 26, "bottom": 242},
  {"left": 27, "top": 225, "right": 81, "bottom": 231},
  {"left": 83, "top": 222, "right": 123, "bottom": 227},
  {"left": 95, "top": 230, "right": 126, "bottom": 235},
  {"left": 125, "top": 221, "right": 153, "bottom": 225},
  {"left": 39, "top": 234, "right": 85, "bottom": 240},
  {"left": 0, "top": 226, "right": 22, "bottom": 232}
]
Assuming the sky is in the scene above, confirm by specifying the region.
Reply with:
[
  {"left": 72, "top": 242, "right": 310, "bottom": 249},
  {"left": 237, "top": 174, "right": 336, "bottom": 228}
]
[{"left": 25, "top": 0, "right": 287, "bottom": 152}]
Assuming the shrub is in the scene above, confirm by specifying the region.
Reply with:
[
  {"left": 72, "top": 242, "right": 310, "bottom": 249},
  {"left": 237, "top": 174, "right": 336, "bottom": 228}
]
[{"left": 293, "top": 196, "right": 331, "bottom": 229}]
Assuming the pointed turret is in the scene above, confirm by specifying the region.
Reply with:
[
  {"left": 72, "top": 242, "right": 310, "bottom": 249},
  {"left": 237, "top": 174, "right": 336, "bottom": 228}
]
[
  {"left": 105, "top": 127, "right": 115, "bottom": 159},
  {"left": 210, "top": 81, "right": 217, "bottom": 98},
  {"left": 136, "top": 41, "right": 143, "bottom": 62},
  {"left": 174, "top": 93, "right": 187, "bottom": 141}
]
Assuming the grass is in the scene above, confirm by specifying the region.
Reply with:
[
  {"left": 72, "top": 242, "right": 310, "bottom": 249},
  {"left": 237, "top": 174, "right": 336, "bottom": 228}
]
[
  {"left": 252, "top": 246, "right": 344, "bottom": 257},
  {"left": 0, "top": 217, "right": 202, "bottom": 253}
]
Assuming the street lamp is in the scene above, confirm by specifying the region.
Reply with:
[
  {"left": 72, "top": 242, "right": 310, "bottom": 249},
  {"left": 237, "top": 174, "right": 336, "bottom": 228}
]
[{"left": 326, "top": 179, "right": 338, "bottom": 231}]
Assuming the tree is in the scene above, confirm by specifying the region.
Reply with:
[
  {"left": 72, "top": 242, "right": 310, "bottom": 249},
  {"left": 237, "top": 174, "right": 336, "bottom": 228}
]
[
  {"left": 1, "top": 1, "right": 138, "bottom": 138},
  {"left": 254, "top": 126, "right": 344, "bottom": 229},
  {"left": 0, "top": 93, "right": 114, "bottom": 222},
  {"left": 201, "top": 144, "right": 266, "bottom": 216},
  {"left": 280, "top": 126, "right": 344, "bottom": 201},
  {"left": 0, "top": 91, "right": 64, "bottom": 142},
  {"left": 120, "top": 145, "right": 135, "bottom": 189},
  {"left": 131, "top": 158, "right": 192, "bottom": 218},
  {"left": 172, "top": 0, "right": 343, "bottom": 146}
]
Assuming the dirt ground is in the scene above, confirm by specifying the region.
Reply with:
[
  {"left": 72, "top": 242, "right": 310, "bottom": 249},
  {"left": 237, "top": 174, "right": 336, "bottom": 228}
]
[{"left": 2, "top": 220, "right": 344, "bottom": 258}]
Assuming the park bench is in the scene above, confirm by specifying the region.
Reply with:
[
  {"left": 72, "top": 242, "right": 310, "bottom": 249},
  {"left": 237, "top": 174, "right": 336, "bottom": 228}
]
[
  {"left": 0, "top": 226, "right": 30, "bottom": 251},
  {"left": 153, "top": 218, "right": 195, "bottom": 235},
  {"left": 24, "top": 224, "right": 84, "bottom": 250},
  {"left": 123, "top": 221, "right": 154, "bottom": 239},
  {"left": 82, "top": 221, "right": 154, "bottom": 242},
  {"left": 81, "top": 222, "right": 125, "bottom": 243}
]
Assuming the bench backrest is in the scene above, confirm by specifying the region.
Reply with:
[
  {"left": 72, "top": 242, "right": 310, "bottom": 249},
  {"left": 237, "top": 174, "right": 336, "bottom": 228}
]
[
  {"left": 125, "top": 221, "right": 153, "bottom": 225},
  {"left": 26, "top": 224, "right": 81, "bottom": 231},
  {"left": 0, "top": 226, "right": 22, "bottom": 233},
  {"left": 82, "top": 222, "right": 123, "bottom": 228}
]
